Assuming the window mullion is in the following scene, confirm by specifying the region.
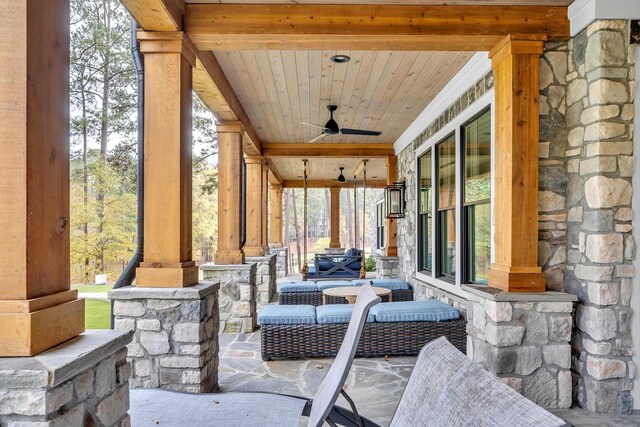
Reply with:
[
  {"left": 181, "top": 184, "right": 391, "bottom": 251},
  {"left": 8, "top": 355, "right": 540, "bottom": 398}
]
[{"left": 454, "top": 126, "right": 463, "bottom": 287}]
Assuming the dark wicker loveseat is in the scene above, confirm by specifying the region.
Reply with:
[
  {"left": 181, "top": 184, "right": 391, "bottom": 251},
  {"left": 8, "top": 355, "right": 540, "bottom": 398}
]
[
  {"left": 278, "top": 279, "right": 414, "bottom": 306},
  {"left": 259, "top": 300, "right": 466, "bottom": 360}
]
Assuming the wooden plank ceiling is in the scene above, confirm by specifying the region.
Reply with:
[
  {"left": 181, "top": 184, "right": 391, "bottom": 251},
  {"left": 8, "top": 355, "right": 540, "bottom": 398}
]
[
  {"left": 187, "top": 1, "right": 572, "bottom": 5},
  {"left": 272, "top": 157, "right": 387, "bottom": 183}
]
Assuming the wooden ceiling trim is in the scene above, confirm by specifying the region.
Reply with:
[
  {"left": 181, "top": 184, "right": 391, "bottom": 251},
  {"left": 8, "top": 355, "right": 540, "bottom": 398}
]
[
  {"left": 282, "top": 180, "right": 387, "bottom": 189},
  {"left": 122, "top": 0, "right": 184, "bottom": 31},
  {"left": 263, "top": 143, "right": 395, "bottom": 158},
  {"left": 184, "top": 4, "right": 570, "bottom": 51}
]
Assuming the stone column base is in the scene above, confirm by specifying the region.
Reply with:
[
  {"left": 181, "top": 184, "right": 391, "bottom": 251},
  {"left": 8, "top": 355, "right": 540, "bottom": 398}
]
[
  {"left": 109, "top": 282, "right": 220, "bottom": 393},
  {"left": 270, "top": 247, "right": 289, "bottom": 278},
  {"left": 375, "top": 255, "right": 400, "bottom": 279},
  {"left": 463, "top": 284, "right": 577, "bottom": 409},
  {"left": 246, "top": 254, "right": 277, "bottom": 304},
  {"left": 0, "top": 330, "right": 132, "bottom": 426},
  {"left": 324, "top": 248, "right": 345, "bottom": 255},
  {"left": 200, "top": 263, "right": 257, "bottom": 333}
]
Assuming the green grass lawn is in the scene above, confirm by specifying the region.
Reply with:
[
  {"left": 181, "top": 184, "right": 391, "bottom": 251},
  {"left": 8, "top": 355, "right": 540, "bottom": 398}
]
[
  {"left": 85, "top": 300, "right": 111, "bottom": 329},
  {"left": 72, "top": 283, "right": 114, "bottom": 293}
]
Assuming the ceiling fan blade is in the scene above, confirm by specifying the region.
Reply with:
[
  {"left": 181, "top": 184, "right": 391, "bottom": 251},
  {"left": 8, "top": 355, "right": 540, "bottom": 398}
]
[
  {"left": 301, "top": 122, "right": 327, "bottom": 130},
  {"left": 308, "top": 133, "right": 327, "bottom": 143},
  {"left": 340, "top": 128, "right": 382, "bottom": 136}
]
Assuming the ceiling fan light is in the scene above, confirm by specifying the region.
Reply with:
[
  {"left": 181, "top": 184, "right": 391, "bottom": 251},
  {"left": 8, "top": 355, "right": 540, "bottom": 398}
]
[
  {"left": 337, "top": 167, "right": 346, "bottom": 182},
  {"left": 331, "top": 54, "right": 351, "bottom": 63}
]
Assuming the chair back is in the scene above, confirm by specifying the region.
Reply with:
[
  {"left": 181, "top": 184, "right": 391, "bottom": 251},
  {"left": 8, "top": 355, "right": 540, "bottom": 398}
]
[
  {"left": 390, "top": 337, "right": 567, "bottom": 427},
  {"left": 307, "top": 283, "right": 381, "bottom": 427}
]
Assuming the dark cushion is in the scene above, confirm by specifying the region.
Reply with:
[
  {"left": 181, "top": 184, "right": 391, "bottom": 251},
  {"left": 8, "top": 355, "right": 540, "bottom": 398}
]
[
  {"left": 346, "top": 261, "right": 362, "bottom": 270},
  {"left": 318, "top": 260, "right": 334, "bottom": 271},
  {"left": 344, "top": 248, "right": 361, "bottom": 257},
  {"left": 371, "top": 300, "right": 460, "bottom": 323}
]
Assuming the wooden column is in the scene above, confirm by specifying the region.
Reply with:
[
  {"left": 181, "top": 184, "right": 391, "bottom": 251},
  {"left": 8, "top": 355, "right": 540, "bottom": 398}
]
[
  {"left": 269, "top": 184, "right": 284, "bottom": 247},
  {"left": 0, "top": 0, "right": 84, "bottom": 356},
  {"left": 261, "top": 161, "right": 270, "bottom": 252},
  {"left": 329, "top": 188, "right": 342, "bottom": 249},
  {"left": 244, "top": 157, "right": 265, "bottom": 256},
  {"left": 488, "top": 35, "right": 546, "bottom": 292},
  {"left": 215, "top": 122, "right": 245, "bottom": 264},
  {"left": 385, "top": 156, "right": 399, "bottom": 256},
  {"left": 136, "top": 32, "right": 199, "bottom": 287}
]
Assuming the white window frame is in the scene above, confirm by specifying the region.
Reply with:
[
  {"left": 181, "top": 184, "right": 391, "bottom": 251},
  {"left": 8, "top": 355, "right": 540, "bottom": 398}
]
[{"left": 414, "top": 89, "right": 495, "bottom": 298}]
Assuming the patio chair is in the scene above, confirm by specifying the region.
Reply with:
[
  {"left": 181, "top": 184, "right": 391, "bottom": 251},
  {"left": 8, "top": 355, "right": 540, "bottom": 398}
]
[{"left": 129, "top": 283, "right": 382, "bottom": 427}]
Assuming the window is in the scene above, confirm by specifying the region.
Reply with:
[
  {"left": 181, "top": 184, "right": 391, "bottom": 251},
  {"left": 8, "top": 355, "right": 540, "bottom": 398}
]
[
  {"left": 437, "top": 134, "right": 456, "bottom": 279},
  {"left": 376, "top": 200, "right": 385, "bottom": 249},
  {"left": 418, "top": 150, "right": 432, "bottom": 271},
  {"left": 462, "top": 109, "right": 491, "bottom": 284}
]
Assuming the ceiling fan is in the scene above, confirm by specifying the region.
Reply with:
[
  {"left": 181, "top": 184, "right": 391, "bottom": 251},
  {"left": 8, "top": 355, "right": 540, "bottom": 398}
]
[{"left": 303, "top": 105, "right": 382, "bottom": 143}]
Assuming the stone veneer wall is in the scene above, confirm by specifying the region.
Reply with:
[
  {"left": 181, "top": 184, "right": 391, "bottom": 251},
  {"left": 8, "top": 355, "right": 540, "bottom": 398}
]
[
  {"left": 246, "top": 255, "right": 277, "bottom": 304},
  {"left": 201, "top": 263, "right": 257, "bottom": 333},
  {"left": 0, "top": 331, "right": 132, "bottom": 427},
  {"left": 539, "top": 20, "right": 636, "bottom": 414},
  {"left": 110, "top": 282, "right": 219, "bottom": 393},
  {"left": 395, "top": 19, "right": 636, "bottom": 414},
  {"left": 375, "top": 255, "right": 400, "bottom": 279},
  {"left": 270, "top": 247, "right": 289, "bottom": 279}
]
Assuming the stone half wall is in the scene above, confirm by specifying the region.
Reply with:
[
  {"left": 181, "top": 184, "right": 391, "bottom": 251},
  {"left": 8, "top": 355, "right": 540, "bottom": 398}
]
[{"left": 246, "top": 254, "right": 277, "bottom": 304}]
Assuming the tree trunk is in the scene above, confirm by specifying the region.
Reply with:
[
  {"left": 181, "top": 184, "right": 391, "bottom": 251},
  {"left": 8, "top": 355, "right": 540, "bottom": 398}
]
[
  {"left": 292, "top": 189, "right": 302, "bottom": 272},
  {"left": 324, "top": 188, "right": 330, "bottom": 238},
  {"left": 81, "top": 89, "right": 90, "bottom": 284},
  {"left": 354, "top": 188, "right": 360, "bottom": 250},
  {"left": 345, "top": 190, "right": 353, "bottom": 249}
]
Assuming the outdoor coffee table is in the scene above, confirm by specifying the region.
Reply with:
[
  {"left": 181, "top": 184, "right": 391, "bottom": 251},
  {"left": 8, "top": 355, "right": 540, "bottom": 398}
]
[{"left": 322, "top": 286, "right": 392, "bottom": 304}]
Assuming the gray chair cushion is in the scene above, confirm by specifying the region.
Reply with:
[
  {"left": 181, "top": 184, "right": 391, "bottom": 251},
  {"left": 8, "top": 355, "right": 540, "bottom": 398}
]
[
  {"left": 351, "top": 278, "right": 410, "bottom": 290},
  {"left": 258, "top": 304, "right": 316, "bottom": 325},
  {"left": 371, "top": 300, "right": 459, "bottom": 322},
  {"left": 316, "top": 280, "right": 355, "bottom": 290},
  {"left": 279, "top": 281, "right": 318, "bottom": 293},
  {"left": 316, "top": 304, "right": 375, "bottom": 324}
]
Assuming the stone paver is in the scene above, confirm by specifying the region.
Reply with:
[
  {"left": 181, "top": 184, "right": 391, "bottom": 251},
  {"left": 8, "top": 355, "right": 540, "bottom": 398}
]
[{"left": 218, "top": 332, "right": 640, "bottom": 427}]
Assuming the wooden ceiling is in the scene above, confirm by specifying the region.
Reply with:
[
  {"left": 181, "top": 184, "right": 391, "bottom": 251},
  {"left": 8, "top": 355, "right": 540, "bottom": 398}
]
[
  {"left": 214, "top": 50, "right": 474, "bottom": 144},
  {"left": 272, "top": 157, "right": 387, "bottom": 181},
  {"left": 187, "top": 1, "right": 572, "bottom": 4}
]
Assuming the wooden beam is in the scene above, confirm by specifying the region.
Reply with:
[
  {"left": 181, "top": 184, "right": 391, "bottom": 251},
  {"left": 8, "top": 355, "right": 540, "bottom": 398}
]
[
  {"left": 136, "top": 32, "right": 199, "bottom": 287},
  {"left": 244, "top": 157, "right": 266, "bottom": 256},
  {"left": 268, "top": 162, "right": 283, "bottom": 185},
  {"left": 329, "top": 188, "right": 341, "bottom": 249},
  {"left": 282, "top": 180, "right": 387, "bottom": 189},
  {"left": 263, "top": 143, "right": 395, "bottom": 158},
  {"left": 385, "top": 156, "right": 398, "bottom": 257},
  {"left": 0, "top": 0, "right": 84, "bottom": 355},
  {"left": 122, "top": 0, "right": 184, "bottom": 31},
  {"left": 488, "top": 35, "right": 545, "bottom": 293},
  {"left": 269, "top": 184, "right": 284, "bottom": 248},
  {"left": 185, "top": 4, "right": 568, "bottom": 51},
  {"left": 351, "top": 160, "right": 368, "bottom": 178}
]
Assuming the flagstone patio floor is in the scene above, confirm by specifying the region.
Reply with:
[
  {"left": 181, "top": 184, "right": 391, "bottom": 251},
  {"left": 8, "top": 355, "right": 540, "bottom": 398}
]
[{"left": 217, "top": 332, "right": 640, "bottom": 427}]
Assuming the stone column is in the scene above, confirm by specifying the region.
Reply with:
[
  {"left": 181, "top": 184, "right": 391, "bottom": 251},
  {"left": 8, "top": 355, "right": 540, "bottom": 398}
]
[
  {"left": 110, "top": 282, "right": 220, "bottom": 393},
  {"left": 135, "top": 31, "right": 198, "bottom": 287},
  {"left": 0, "top": 330, "right": 133, "bottom": 425},
  {"left": 329, "top": 187, "right": 342, "bottom": 249},
  {"left": 215, "top": 121, "right": 245, "bottom": 264},
  {"left": 375, "top": 255, "right": 400, "bottom": 279},
  {"left": 270, "top": 247, "right": 290, "bottom": 278},
  {"left": 385, "top": 156, "right": 399, "bottom": 256},
  {"left": 246, "top": 255, "right": 277, "bottom": 304},
  {"left": 464, "top": 285, "right": 577, "bottom": 409},
  {"left": 201, "top": 264, "right": 257, "bottom": 333},
  {"left": 245, "top": 156, "right": 266, "bottom": 256},
  {"left": 269, "top": 184, "right": 284, "bottom": 247},
  {"left": 488, "top": 35, "right": 546, "bottom": 292}
]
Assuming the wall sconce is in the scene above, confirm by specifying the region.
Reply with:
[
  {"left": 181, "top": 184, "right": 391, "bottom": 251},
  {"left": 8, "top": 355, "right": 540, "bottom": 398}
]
[{"left": 385, "top": 181, "right": 405, "bottom": 219}]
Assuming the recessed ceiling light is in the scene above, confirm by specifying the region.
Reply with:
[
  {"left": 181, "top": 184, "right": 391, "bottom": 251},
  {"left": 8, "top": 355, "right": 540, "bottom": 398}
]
[{"left": 331, "top": 54, "right": 351, "bottom": 64}]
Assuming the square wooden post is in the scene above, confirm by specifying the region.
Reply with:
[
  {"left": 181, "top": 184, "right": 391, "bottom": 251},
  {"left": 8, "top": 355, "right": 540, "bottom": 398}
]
[
  {"left": 215, "top": 121, "right": 245, "bottom": 264},
  {"left": 135, "top": 32, "right": 199, "bottom": 287},
  {"left": 488, "top": 35, "right": 546, "bottom": 292},
  {"left": 244, "top": 156, "right": 266, "bottom": 256},
  {"left": 385, "top": 156, "right": 399, "bottom": 256},
  {"left": 269, "top": 184, "right": 284, "bottom": 247},
  {"left": 0, "top": 0, "right": 84, "bottom": 356},
  {"left": 329, "top": 188, "right": 342, "bottom": 249},
  {"left": 262, "top": 161, "right": 270, "bottom": 252}
]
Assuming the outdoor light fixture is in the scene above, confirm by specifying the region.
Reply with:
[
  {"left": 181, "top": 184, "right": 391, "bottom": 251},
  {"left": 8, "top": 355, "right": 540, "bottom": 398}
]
[
  {"left": 385, "top": 181, "right": 406, "bottom": 219},
  {"left": 336, "top": 167, "right": 346, "bottom": 182},
  {"left": 331, "top": 54, "right": 351, "bottom": 63}
]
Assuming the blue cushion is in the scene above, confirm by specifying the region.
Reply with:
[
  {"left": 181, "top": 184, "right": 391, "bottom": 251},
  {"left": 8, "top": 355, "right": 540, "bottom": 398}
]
[
  {"left": 318, "top": 260, "right": 334, "bottom": 271},
  {"left": 346, "top": 261, "right": 362, "bottom": 270},
  {"left": 351, "top": 279, "right": 410, "bottom": 291},
  {"left": 344, "top": 248, "right": 360, "bottom": 257},
  {"left": 316, "top": 280, "right": 356, "bottom": 290},
  {"left": 317, "top": 304, "right": 374, "bottom": 324},
  {"left": 258, "top": 305, "right": 316, "bottom": 325},
  {"left": 371, "top": 300, "right": 459, "bottom": 323},
  {"left": 279, "top": 281, "right": 318, "bottom": 293}
]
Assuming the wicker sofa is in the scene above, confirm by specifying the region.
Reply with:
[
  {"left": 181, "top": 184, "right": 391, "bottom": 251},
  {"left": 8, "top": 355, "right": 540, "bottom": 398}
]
[
  {"left": 278, "top": 279, "right": 414, "bottom": 306},
  {"left": 259, "top": 300, "right": 466, "bottom": 360}
]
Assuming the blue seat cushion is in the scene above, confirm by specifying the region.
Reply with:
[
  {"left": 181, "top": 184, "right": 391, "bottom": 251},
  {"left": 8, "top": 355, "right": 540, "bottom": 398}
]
[
  {"left": 258, "top": 305, "right": 316, "bottom": 325},
  {"left": 279, "top": 281, "right": 318, "bottom": 293},
  {"left": 318, "top": 260, "right": 334, "bottom": 271},
  {"left": 371, "top": 300, "right": 459, "bottom": 323},
  {"left": 346, "top": 261, "right": 362, "bottom": 270},
  {"left": 317, "top": 304, "right": 374, "bottom": 324},
  {"left": 317, "top": 280, "right": 356, "bottom": 290},
  {"left": 351, "top": 279, "right": 410, "bottom": 291},
  {"left": 344, "top": 248, "right": 361, "bottom": 257}
]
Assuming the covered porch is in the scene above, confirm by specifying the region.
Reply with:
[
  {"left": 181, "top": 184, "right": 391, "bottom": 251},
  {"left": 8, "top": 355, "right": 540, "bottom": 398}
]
[{"left": 2, "top": 0, "right": 640, "bottom": 425}]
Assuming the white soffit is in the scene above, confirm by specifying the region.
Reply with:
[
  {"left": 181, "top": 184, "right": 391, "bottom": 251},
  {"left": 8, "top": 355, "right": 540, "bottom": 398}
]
[
  {"left": 569, "top": 0, "right": 640, "bottom": 36},
  {"left": 393, "top": 52, "right": 491, "bottom": 154}
]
